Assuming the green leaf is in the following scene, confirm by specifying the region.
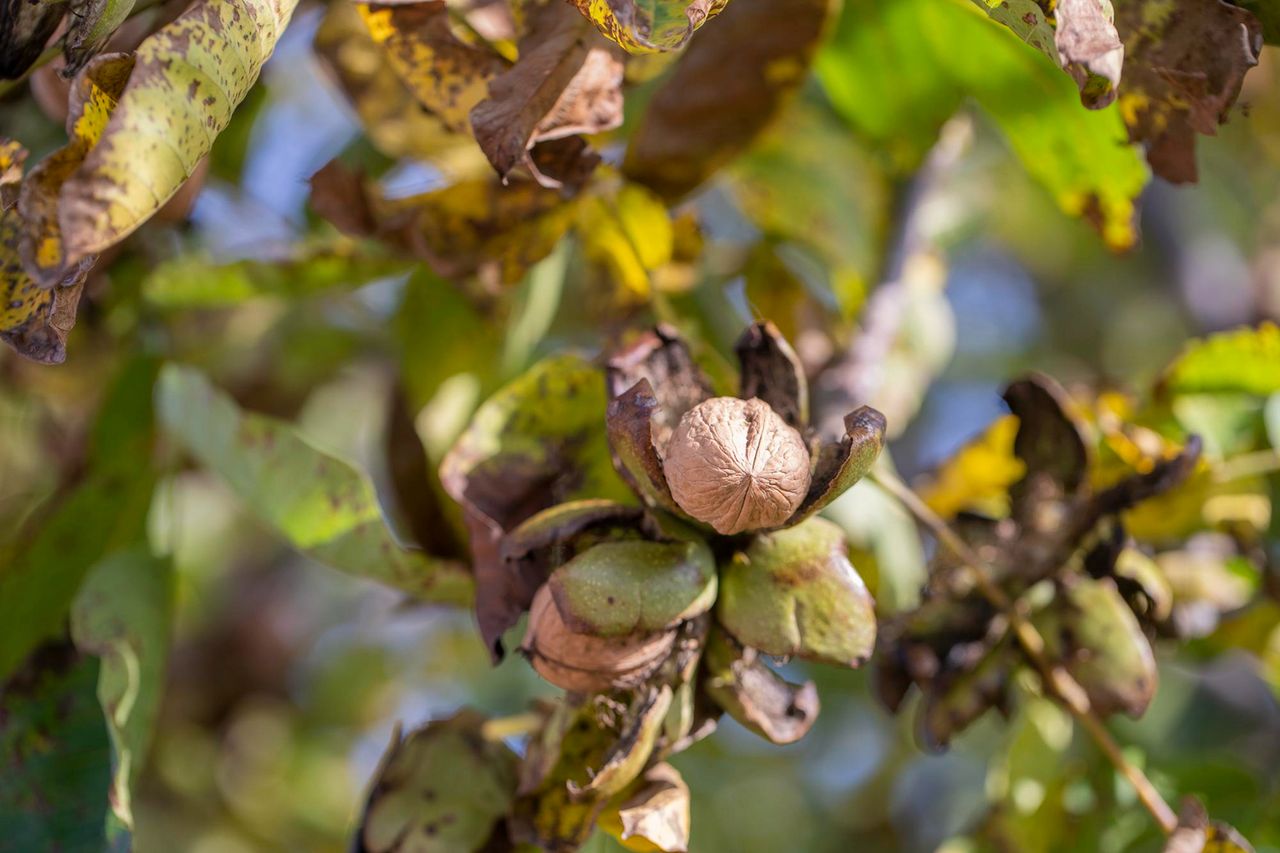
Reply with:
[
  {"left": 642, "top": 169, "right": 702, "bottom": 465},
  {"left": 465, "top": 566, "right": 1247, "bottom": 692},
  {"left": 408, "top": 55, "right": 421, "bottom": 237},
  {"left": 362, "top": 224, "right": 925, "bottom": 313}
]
[
  {"left": 568, "top": 0, "right": 728, "bottom": 52},
  {"left": 818, "top": 0, "right": 1147, "bottom": 249},
  {"left": 356, "top": 711, "right": 519, "bottom": 853},
  {"left": 70, "top": 548, "right": 173, "bottom": 834},
  {"left": 716, "top": 516, "right": 877, "bottom": 667},
  {"left": 1160, "top": 323, "right": 1280, "bottom": 397},
  {"left": 141, "top": 241, "right": 410, "bottom": 308},
  {"left": 19, "top": 0, "right": 300, "bottom": 284},
  {"left": 0, "top": 642, "right": 113, "bottom": 850},
  {"left": 155, "top": 364, "right": 473, "bottom": 604},
  {"left": 0, "top": 358, "right": 159, "bottom": 681}
]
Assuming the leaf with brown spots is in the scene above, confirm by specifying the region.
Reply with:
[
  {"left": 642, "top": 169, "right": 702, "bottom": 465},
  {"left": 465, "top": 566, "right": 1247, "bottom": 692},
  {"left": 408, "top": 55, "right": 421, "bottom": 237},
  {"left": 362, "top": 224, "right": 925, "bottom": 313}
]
[
  {"left": 310, "top": 160, "right": 578, "bottom": 288},
  {"left": 315, "top": 0, "right": 473, "bottom": 163},
  {"left": 18, "top": 0, "right": 299, "bottom": 285},
  {"left": 1114, "top": 0, "right": 1262, "bottom": 183},
  {"left": 970, "top": 0, "right": 1124, "bottom": 107},
  {"left": 356, "top": 711, "right": 519, "bottom": 853},
  {"left": 471, "top": 0, "right": 624, "bottom": 185},
  {"left": 622, "top": 0, "right": 832, "bottom": 200},
  {"left": 1, "top": 139, "right": 87, "bottom": 364},
  {"left": 568, "top": 0, "right": 728, "bottom": 52},
  {"left": 156, "top": 365, "right": 474, "bottom": 605},
  {"left": 357, "top": 0, "right": 507, "bottom": 134}
]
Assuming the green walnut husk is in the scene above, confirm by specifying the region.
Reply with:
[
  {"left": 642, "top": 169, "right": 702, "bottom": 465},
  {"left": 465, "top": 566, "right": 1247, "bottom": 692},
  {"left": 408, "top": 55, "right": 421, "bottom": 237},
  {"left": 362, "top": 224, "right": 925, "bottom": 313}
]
[{"left": 716, "top": 516, "right": 876, "bottom": 667}]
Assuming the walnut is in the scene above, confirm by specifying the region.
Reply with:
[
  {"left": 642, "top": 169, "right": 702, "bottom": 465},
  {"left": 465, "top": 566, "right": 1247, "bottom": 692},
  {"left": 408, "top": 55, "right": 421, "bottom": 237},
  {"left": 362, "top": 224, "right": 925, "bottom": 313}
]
[
  {"left": 522, "top": 585, "right": 675, "bottom": 693},
  {"left": 662, "top": 397, "right": 811, "bottom": 535}
]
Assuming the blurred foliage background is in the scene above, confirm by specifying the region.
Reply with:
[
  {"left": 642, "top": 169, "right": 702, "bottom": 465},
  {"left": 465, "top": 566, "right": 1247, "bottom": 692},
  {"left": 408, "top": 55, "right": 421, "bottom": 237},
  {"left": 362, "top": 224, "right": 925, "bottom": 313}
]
[{"left": 2, "top": 0, "right": 1280, "bottom": 850}]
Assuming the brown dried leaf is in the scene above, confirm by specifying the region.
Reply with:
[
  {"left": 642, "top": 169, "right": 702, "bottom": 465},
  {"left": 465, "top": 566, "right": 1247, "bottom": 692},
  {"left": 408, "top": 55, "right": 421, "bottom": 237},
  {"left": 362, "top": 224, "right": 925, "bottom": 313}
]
[
  {"left": 622, "top": 0, "right": 832, "bottom": 200},
  {"left": 471, "top": 0, "right": 623, "bottom": 185},
  {"left": 1114, "top": 0, "right": 1262, "bottom": 183},
  {"left": 600, "top": 764, "right": 691, "bottom": 853},
  {"left": 605, "top": 325, "right": 714, "bottom": 451},
  {"left": 703, "top": 629, "right": 819, "bottom": 745}
]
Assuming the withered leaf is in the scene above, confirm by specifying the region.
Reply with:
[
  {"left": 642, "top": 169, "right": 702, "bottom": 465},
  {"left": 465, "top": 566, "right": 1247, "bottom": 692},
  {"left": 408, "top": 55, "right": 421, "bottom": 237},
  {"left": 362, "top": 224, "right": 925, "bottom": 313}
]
[
  {"left": 19, "top": 0, "right": 299, "bottom": 285},
  {"left": 1114, "top": 0, "right": 1262, "bottom": 183},
  {"left": 1, "top": 140, "right": 87, "bottom": 364},
  {"left": 702, "top": 629, "right": 819, "bottom": 745},
  {"left": 471, "top": 0, "right": 624, "bottom": 185},
  {"left": 357, "top": 1, "right": 507, "bottom": 134},
  {"left": 735, "top": 320, "right": 809, "bottom": 431},
  {"left": 605, "top": 325, "right": 714, "bottom": 451},
  {"left": 0, "top": 0, "right": 65, "bottom": 80},
  {"left": 315, "top": 0, "right": 471, "bottom": 163},
  {"left": 600, "top": 763, "right": 691, "bottom": 853},
  {"left": 622, "top": 0, "right": 831, "bottom": 200},
  {"left": 569, "top": 0, "right": 728, "bottom": 53}
]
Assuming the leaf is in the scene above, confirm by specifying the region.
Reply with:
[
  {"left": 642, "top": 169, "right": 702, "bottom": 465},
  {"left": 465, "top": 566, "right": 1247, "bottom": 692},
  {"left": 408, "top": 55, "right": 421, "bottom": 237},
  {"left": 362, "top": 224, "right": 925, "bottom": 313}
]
[
  {"left": 599, "top": 764, "right": 691, "bottom": 853},
  {"left": 970, "top": 0, "right": 1124, "bottom": 107},
  {"left": 0, "top": 0, "right": 64, "bottom": 80},
  {"left": 155, "top": 365, "right": 474, "bottom": 604},
  {"left": 576, "top": 180, "right": 674, "bottom": 300},
  {"left": 819, "top": 0, "right": 1149, "bottom": 249},
  {"left": 314, "top": 0, "right": 472, "bottom": 163},
  {"left": 356, "top": 711, "right": 519, "bottom": 853},
  {"left": 310, "top": 162, "right": 577, "bottom": 288},
  {"left": 64, "top": 0, "right": 137, "bottom": 73},
  {"left": 18, "top": 0, "right": 299, "bottom": 285},
  {"left": 917, "top": 414, "right": 1025, "bottom": 519},
  {"left": 141, "top": 241, "right": 410, "bottom": 308},
  {"left": 0, "top": 358, "right": 159, "bottom": 682},
  {"left": 440, "top": 353, "right": 635, "bottom": 657},
  {"left": 716, "top": 516, "right": 877, "bottom": 667},
  {"left": 0, "top": 642, "right": 113, "bottom": 850},
  {"left": 1, "top": 139, "right": 87, "bottom": 364},
  {"left": 357, "top": 1, "right": 506, "bottom": 134},
  {"left": 622, "top": 0, "right": 831, "bottom": 200},
  {"left": 1114, "top": 0, "right": 1262, "bottom": 183},
  {"left": 471, "top": 0, "right": 624, "bottom": 184},
  {"left": 1159, "top": 323, "right": 1280, "bottom": 396},
  {"left": 568, "top": 0, "right": 728, "bottom": 52},
  {"left": 1036, "top": 576, "right": 1158, "bottom": 717},
  {"left": 70, "top": 548, "right": 173, "bottom": 833}
]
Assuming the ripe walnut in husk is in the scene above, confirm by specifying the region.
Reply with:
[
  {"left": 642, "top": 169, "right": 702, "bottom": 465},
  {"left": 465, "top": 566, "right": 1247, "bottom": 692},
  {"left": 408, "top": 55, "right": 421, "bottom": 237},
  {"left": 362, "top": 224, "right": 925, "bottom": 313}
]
[{"left": 664, "top": 396, "right": 811, "bottom": 534}]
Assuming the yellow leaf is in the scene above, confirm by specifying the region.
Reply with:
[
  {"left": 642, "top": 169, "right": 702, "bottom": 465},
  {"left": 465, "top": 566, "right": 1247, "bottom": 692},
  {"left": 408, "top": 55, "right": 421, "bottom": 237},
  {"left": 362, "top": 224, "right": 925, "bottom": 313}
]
[{"left": 918, "top": 414, "right": 1025, "bottom": 519}]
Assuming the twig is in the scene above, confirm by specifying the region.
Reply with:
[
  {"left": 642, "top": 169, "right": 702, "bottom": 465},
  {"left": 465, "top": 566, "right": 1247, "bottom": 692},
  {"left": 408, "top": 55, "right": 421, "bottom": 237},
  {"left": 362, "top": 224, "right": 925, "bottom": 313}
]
[{"left": 870, "top": 468, "right": 1181, "bottom": 836}]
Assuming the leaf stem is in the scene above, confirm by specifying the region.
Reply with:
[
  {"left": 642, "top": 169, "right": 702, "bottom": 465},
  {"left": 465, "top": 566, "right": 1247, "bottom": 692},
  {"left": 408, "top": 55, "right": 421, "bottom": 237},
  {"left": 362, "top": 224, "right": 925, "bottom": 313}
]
[{"left": 869, "top": 468, "right": 1180, "bottom": 836}]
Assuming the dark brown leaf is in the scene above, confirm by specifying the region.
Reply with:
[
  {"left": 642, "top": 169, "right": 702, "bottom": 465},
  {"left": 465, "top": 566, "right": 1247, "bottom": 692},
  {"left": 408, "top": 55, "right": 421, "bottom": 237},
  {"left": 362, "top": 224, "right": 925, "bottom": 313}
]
[
  {"left": 1114, "top": 0, "right": 1262, "bottom": 183},
  {"left": 622, "top": 0, "right": 832, "bottom": 200},
  {"left": 471, "top": 0, "right": 623, "bottom": 185}
]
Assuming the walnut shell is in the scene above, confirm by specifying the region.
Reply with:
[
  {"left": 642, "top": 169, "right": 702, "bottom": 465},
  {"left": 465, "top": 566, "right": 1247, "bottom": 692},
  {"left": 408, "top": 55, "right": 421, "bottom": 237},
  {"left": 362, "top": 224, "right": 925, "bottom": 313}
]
[
  {"left": 521, "top": 585, "right": 676, "bottom": 693},
  {"left": 662, "top": 397, "right": 811, "bottom": 535}
]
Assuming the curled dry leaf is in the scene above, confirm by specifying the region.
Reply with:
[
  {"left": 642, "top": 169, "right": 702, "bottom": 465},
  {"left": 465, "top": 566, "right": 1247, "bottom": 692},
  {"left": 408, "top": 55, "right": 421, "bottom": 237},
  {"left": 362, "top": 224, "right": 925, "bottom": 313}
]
[
  {"left": 622, "top": 0, "right": 831, "bottom": 200},
  {"left": 0, "top": 0, "right": 65, "bottom": 80},
  {"left": 568, "top": 0, "right": 728, "bottom": 53},
  {"left": 1114, "top": 0, "right": 1262, "bottom": 183},
  {"left": 600, "top": 763, "right": 691, "bottom": 853},
  {"left": 664, "top": 396, "right": 812, "bottom": 535},
  {"left": 471, "top": 0, "right": 624, "bottom": 185},
  {"left": 1, "top": 140, "right": 87, "bottom": 364},
  {"left": 356, "top": 711, "right": 518, "bottom": 853},
  {"left": 19, "top": 0, "right": 298, "bottom": 286},
  {"left": 702, "top": 629, "right": 819, "bottom": 745}
]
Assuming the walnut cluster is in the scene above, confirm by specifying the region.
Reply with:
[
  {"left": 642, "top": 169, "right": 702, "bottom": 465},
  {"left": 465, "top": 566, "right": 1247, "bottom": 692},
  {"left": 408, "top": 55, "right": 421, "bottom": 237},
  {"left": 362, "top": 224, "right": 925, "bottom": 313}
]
[{"left": 662, "top": 397, "right": 811, "bottom": 535}]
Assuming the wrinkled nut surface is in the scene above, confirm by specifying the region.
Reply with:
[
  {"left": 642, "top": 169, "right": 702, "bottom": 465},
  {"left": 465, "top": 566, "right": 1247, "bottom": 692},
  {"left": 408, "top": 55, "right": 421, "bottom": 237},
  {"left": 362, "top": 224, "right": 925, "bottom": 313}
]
[
  {"left": 663, "top": 397, "right": 811, "bottom": 535},
  {"left": 522, "top": 585, "right": 675, "bottom": 693}
]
